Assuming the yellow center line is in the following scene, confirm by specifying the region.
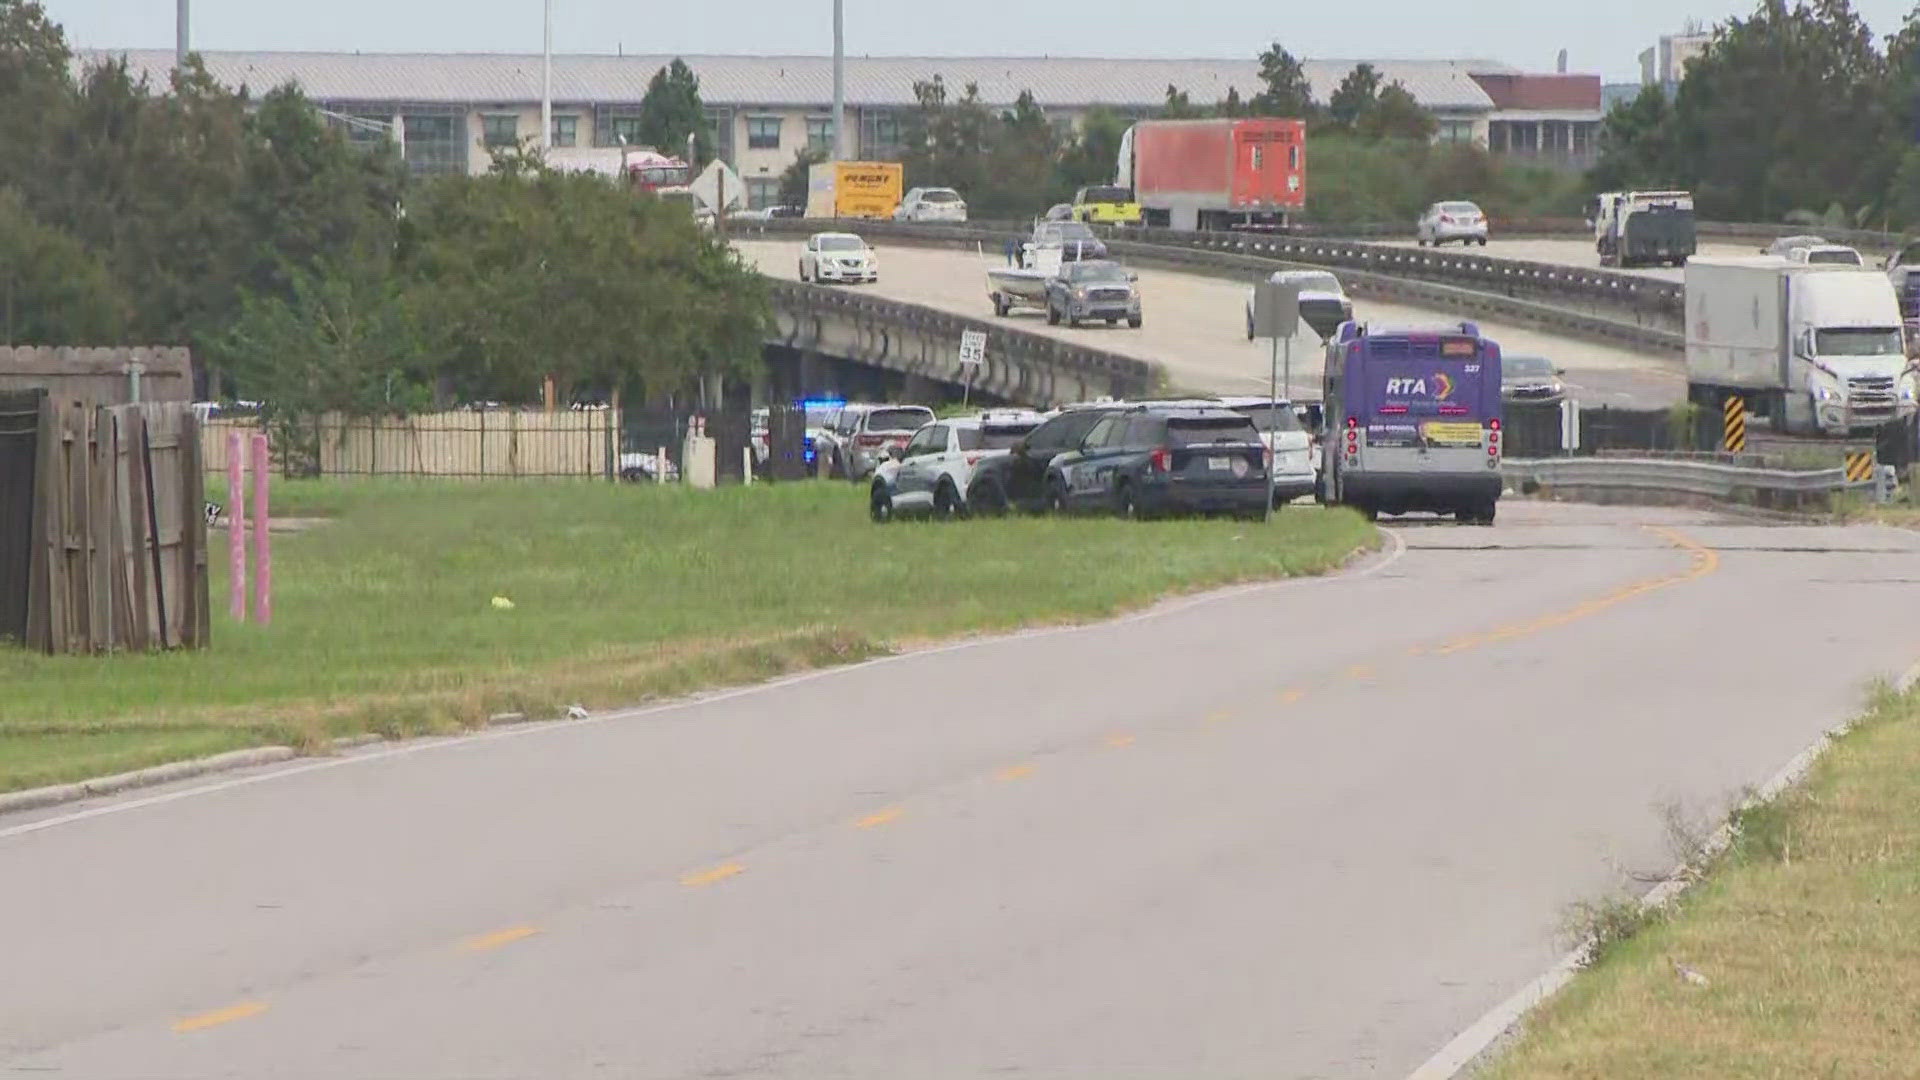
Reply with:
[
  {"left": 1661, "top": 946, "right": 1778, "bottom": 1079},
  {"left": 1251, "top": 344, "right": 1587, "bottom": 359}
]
[
  {"left": 1277, "top": 688, "right": 1306, "bottom": 705},
  {"left": 1105, "top": 733, "right": 1136, "bottom": 748},
  {"left": 997, "top": 764, "right": 1035, "bottom": 782},
  {"left": 460, "top": 925, "right": 540, "bottom": 953},
  {"left": 172, "top": 1001, "right": 268, "bottom": 1034},
  {"left": 854, "top": 807, "right": 903, "bottom": 829},
  {"left": 680, "top": 861, "right": 745, "bottom": 887},
  {"left": 1204, "top": 709, "right": 1236, "bottom": 725},
  {"left": 1344, "top": 664, "right": 1374, "bottom": 680}
]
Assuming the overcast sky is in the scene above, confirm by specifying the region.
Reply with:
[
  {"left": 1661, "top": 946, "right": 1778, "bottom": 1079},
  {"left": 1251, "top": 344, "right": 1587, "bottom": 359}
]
[{"left": 43, "top": 0, "right": 1920, "bottom": 82}]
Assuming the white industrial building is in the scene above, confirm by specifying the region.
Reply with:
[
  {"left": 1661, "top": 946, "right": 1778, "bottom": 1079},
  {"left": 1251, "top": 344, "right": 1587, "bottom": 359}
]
[{"left": 87, "top": 50, "right": 1604, "bottom": 205}]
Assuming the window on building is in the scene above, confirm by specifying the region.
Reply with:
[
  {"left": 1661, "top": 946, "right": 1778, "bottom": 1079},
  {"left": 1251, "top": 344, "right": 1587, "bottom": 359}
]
[
  {"left": 602, "top": 114, "right": 644, "bottom": 147},
  {"left": 747, "top": 116, "right": 782, "bottom": 150},
  {"left": 481, "top": 114, "right": 519, "bottom": 149},
  {"left": 402, "top": 111, "right": 466, "bottom": 175},
  {"left": 1437, "top": 119, "right": 1476, "bottom": 144},
  {"left": 745, "top": 177, "right": 781, "bottom": 210},
  {"left": 551, "top": 114, "right": 578, "bottom": 148},
  {"left": 860, "top": 110, "right": 904, "bottom": 159},
  {"left": 1487, "top": 122, "right": 1509, "bottom": 153},
  {"left": 705, "top": 105, "right": 734, "bottom": 165},
  {"left": 806, "top": 116, "right": 833, "bottom": 155},
  {"left": 1572, "top": 122, "right": 1595, "bottom": 155}
]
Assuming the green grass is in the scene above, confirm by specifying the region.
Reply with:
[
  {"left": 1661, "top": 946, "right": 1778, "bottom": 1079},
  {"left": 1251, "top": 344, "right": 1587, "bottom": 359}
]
[
  {"left": 1478, "top": 683, "right": 1920, "bottom": 1079},
  {"left": 1, "top": 478, "right": 1376, "bottom": 792}
]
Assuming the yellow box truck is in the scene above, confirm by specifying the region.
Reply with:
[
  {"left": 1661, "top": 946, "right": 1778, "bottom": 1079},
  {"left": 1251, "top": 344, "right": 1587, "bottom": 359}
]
[{"left": 806, "top": 161, "right": 904, "bottom": 219}]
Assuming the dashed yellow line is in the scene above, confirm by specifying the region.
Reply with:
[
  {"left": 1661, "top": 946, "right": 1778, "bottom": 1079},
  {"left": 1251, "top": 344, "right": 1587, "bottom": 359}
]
[
  {"left": 1277, "top": 688, "right": 1306, "bottom": 705},
  {"left": 460, "top": 925, "right": 540, "bottom": 953},
  {"left": 997, "top": 764, "right": 1035, "bottom": 782},
  {"left": 855, "top": 807, "right": 903, "bottom": 829},
  {"left": 1106, "top": 734, "right": 1136, "bottom": 748},
  {"left": 680, "top": 861, "right": 745, "bottom": 887},
  {"left": 172, "top": 1001, "right": 268, "bottom": 1034}
]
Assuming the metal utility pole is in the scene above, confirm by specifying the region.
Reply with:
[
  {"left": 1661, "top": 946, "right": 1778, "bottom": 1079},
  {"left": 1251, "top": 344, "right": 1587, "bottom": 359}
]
[
  {"left": 176, "top": 0, "right": 189, "bottom": 65},
  {"left": 831, "top": 0, "right": 845, "bottom": 161},
  {"left": 541, "top": 0, "right": 553, "bottom": 151}
]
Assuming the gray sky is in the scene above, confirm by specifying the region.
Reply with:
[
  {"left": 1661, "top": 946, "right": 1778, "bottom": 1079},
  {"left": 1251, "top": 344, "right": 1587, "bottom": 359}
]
[{"left": 44, "top": 0, "right": 1920, "bottom": 82}]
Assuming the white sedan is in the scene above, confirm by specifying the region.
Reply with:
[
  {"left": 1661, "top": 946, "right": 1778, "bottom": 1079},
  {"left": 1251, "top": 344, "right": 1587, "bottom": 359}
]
[
  {"left": 799, "top": 232, "right": 878, "bottom": 284},
  {"left": 1416, "top": 201, "right": 1489, "bottom": 247}
]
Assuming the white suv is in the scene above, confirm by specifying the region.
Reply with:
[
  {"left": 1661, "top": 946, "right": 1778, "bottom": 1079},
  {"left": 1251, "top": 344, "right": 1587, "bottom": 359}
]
[
  {"left": 1215, "top": 396, "right": 1316, "bottom": 504},
  {"left": 894, "top": 187, "right": 968, "bottom": 223},
  {"left": 870, "top": 411, "right": 1045, "bottom": 521},
  {"left": 815, "top": 403, "right": 936, "bottom": 481},
  {"left": 799, "top": 232, "right": 878, "bottom": 284}
]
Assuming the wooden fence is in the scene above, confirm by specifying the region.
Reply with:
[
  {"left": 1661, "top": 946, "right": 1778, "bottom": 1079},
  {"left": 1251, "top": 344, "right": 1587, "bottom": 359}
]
[
  {"left": 0, "top": 391, "right": 40, "bottom": 644},
  {"left": 6, "top": 398, "right": 210, "bottom": 654},
  {"left": 0, "top": 347, "right": 193, "bottom": 405},
  {"left": 203, "top": 410, "right": 620, "bottom": 479}
]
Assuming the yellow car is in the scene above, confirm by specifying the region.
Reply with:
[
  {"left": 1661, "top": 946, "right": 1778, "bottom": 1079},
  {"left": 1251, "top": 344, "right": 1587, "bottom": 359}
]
[{"left": 1070, "top": 185, "right": 1142, "bottom": 226}]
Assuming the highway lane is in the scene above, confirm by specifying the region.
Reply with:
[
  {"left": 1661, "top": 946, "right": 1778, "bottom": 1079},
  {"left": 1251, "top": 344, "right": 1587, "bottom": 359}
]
[
  {"left": 7, "top": 503, "right": 1920, "bottom": 1078},
  {"left": 1376, "top": 236, "right": 1756, "bottom": 282},
  {"left": 736, "top": 240, "right": 1683, "bottom": 406}
]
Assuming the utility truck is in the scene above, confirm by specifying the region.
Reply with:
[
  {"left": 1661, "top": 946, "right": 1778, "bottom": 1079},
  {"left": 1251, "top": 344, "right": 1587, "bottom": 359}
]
[
  {"left": 1685, "top": 256, "right": 1916, "bottom": 436},
  {"left": 1592, "top": 190, "right": 1696, "bottom": 268}
]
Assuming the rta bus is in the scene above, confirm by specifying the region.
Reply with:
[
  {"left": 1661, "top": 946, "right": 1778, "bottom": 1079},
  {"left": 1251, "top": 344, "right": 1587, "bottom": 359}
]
[{"left": 1317, "top": 320, "right": 1504, "bottom": 524}]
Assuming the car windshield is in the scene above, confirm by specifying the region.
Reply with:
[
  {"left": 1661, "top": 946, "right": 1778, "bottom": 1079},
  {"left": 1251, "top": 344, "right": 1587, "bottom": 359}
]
[
  {"left": 803, "top": 404, "right": 841, "bottom": 426},
  {"left": 1505, "top": 356, "right": 1555, "bottom": 377},
  {"left": 960, "top": 424, "right": 1037, "bottom": 450},
  {"left": 921, "top": 189, "right": 961, "bottom": 203},
  {"left": 1083, "top": 186, "right": 1132, "bottom": 203},
  {"left": 1167, "top": 415, "right": 1260, "bottom": 445},
  {"left": 1229, "top": 403, "right": 1304, "bottom": 433},
  {"left": 867, "top": 407, "right": 934, "bottom": 432},
  {"left": 1073, "top": 264, "right": 1129, "bottom": 283},
  {"left": 1441, "top": 202, "right": 1481, "bottom": 215},
  {"left": 1816, "top": 328, "right": 1904, "bottom": 356},
  {"left": 818, "top": 236, "right": 865, "bottom": 252}
]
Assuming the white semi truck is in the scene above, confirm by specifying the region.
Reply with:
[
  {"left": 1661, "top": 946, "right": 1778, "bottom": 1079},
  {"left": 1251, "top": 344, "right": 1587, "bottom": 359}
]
[{"left": 1686, "top": 256, "right": 1916, "bottom": 436}]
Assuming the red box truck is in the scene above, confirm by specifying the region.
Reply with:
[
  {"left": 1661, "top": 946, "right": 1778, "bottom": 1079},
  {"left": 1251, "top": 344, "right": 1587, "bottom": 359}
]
[{"left": 1117, "top": 118, "right": 1306, "bottom": 232}]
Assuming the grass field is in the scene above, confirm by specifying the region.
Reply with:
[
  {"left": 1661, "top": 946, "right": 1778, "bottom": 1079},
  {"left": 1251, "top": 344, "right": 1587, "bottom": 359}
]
[
  {"left": 1480, "top": 683, "right": 1920, "bottom": 1079},
  {"left": 0, "top": 479, "right": 1376, "bottom": 792}
]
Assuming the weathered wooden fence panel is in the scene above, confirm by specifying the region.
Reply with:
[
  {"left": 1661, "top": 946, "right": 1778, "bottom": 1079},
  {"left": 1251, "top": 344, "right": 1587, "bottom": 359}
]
[
  {"left": 0, "top": 390, "right": 41, "bottom": 644},
  {"left": 203, "top": 410, "right": 620, "bottom": 480}
]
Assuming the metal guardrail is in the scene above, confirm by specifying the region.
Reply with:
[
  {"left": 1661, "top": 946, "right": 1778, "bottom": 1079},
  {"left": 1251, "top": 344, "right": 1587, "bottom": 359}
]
[
  {"left": 763, "top": 278, "right": 1157, "bottom": 400},
  {"left": 1504, "top": 456, "right": 1851, "bottom": 499}
]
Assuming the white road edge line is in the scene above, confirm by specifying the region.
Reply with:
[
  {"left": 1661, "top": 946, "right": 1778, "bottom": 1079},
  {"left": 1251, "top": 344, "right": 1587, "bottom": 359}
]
[
  {"left": 0, "top": 527, "right": 1408, "bottom": 842},
  {"left": 1403, "top": 654, "right": 1920, "bottom": 1080}
]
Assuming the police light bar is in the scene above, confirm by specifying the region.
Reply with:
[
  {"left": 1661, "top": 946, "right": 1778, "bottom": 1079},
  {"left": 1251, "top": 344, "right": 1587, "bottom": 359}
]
[{"left": 798, "top": 397, "right": 845, "bottom": 408}]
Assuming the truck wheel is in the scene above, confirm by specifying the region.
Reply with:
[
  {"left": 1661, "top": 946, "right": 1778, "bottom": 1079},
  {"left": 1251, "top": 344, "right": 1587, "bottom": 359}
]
[
  {"left": 1128, "top": 315, "right": 1142, "bottom": 329},
  {"left": 992, "top": 294, "right": 1009, "bottom": 317},
  {"left": 1047, "top": 302, "right": 1061, "bottom": 326}
]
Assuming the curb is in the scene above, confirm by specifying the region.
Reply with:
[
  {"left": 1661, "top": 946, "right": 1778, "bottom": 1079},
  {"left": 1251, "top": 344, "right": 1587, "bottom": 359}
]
[
  {"left": 1405, "top": 658, "right": 1920, "bottom": 1080},
  {"left": 0, "top": 714, "right": 549, "bottom": 820}
]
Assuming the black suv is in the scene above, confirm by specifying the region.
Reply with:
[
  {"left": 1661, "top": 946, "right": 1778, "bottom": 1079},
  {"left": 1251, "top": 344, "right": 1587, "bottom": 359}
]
[
  {"left": 965, "top": 405, "right": 1122, "bottom": 514},
  {"left": 1044, "top": 406, "right": 1271, "bottom": 519}
]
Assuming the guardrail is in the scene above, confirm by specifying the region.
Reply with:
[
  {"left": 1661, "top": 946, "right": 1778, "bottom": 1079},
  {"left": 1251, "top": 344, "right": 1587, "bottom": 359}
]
[
  {"left": 734, "top": 219, "right": 1683, "bottom": 355},
  {"left": 764, "top": 278, "right": 1157, "bottom": 403},
  {"left": 1503, "top": 455, "right": 1855, "bottom": 502}
]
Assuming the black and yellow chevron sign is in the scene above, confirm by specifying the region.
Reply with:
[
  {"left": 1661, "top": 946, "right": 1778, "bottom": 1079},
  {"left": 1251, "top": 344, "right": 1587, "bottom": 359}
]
[
  {"left": 1722, "top": 395, "right": 1746, "bottom": 453},
  {"left": 1845, "top": 450, "right": 1875, "bottom": 482}
]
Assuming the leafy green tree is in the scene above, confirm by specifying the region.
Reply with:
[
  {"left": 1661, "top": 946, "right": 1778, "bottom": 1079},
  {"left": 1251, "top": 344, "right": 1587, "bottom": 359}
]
[
  {"left": 1357, "top": 83, "right": 1436, "bottom": 141},
  {"left": 637, "top": 58, "right": 711, "bottom": 164},
  {"left": 0, "top": 188, "right": 128, "bottom": 345},
  {"left": 981, "top": 91, "right": 1062, "bottom": 213},
  {"left": 1253, "top": 43, "right": 1316, "bottom": 118},
  {"left": 1057, "top": 106, "right": 1129, "bottom": 190},
  {"left": 1588, "top": 85, "right": 1681, "bottom": 192},
  {"left": 901, "top": 76, "right": 995, "bottom": 200},
  {"left": 1159, "top": 85, "right": 1205, "bottom": 119},
  {"left": 1327, "top": 64, "right": 1381, "bottom": 130},
  {"left": 1216, "top": 86, "right": 1248, "bottom": 118},
  {"left": 778, "top": 148, "right": 823, "bottom": 209},
  {"left": 0, "top": 0, "right": 75, "bottom": 203}
]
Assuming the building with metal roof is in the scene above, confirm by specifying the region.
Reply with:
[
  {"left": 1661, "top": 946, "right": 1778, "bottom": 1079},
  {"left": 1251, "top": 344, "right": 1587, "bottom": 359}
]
[{"left": 81, "top": 50, "right": 1599, "bottom": 205}]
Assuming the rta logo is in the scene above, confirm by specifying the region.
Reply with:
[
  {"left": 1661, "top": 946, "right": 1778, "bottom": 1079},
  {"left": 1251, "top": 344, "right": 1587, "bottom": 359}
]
[{"left": 1385, "top": 377, "right": 1428, "bottom": 395}]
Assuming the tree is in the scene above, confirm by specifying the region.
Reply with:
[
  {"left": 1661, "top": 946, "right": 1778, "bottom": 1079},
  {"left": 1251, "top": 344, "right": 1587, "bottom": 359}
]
[
  {"left": 901, "top": 76, "right": 995, "bottom": 201},
  {"left": 983, "top": 90, "right": 1062, "bottom": 213},
  {"left": 1358, "top": 83, "right": 1436, "bottom": 141},
  {"left": 1588, "top": 85, "right": 1681, "bottom": 192},
  {"left": 1327, "top": 63, "right": 1381, "bottom": 130},
  {"left": 1217, "top": 86, "right": 1248, "bottom": 118},
  {"left": 1253, "top": 43, "right": 1315, "bottom": 117},
  {"left": 0, "top": 188, "right": 128, "bottom": 345},
  {"left": 0, "top": 0, "right": 75, "bottom": 203},
  {"left": 1160, "top": 84, "right": 1205, "bottom": 119},
  {"left": 778, "top": 148, "right": 823, "bottom": 210},
  {"left": 1057, "top": 106, "right": 1129, "bottom": 191},
  {"left": 637, "top": 58, "right": 711, "bottom": 165}
]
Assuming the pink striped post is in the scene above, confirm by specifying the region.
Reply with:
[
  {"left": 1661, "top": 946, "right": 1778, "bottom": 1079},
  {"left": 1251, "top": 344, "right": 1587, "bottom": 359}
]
[
  {"left": 227, "top": 431, "right": 246, "bottom": 622},
  {"left": 251, "top": 433, "right": 271, "bottom": 626}
]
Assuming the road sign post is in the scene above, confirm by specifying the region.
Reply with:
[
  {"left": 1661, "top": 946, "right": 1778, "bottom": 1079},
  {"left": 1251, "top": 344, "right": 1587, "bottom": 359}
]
[
  {"left": 958, "top": 330, "right": 986, "bottom": 407},
  {"left": 1253, "top": 280, "right": 1301, "bottom": 519}
]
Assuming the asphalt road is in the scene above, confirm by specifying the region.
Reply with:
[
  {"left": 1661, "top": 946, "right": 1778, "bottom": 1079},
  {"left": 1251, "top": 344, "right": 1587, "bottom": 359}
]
[
  {"left": 7, "top": 503, "right": 1920, "bottom": 1078},
  {"left": 734, "top": 240, "right": 1683, "bottom": 406}
]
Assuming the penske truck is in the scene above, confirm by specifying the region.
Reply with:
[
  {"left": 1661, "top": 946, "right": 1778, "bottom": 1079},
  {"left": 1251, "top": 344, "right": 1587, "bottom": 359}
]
[{"left": 1685, "top": 256, "right": 1916, "bottom": 436}]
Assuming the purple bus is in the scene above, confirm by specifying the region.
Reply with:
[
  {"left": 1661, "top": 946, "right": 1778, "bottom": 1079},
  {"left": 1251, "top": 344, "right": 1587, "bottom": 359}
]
[{"left": 1317, "top": 320, "right": 1504, "bottom": 524}]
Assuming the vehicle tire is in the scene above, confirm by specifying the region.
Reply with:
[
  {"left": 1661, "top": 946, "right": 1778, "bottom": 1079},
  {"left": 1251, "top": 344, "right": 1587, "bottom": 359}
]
[
  {"left": 798, "top": 261, "right": 808, "bottom": 282},
  {"left": 1358, "top": 504, "right": 1379, "bottom": 522},
  {"left": 934, "top": 481, "right": 964, "bottom": 520},
  {"left": 1475, "top": 501, "right": 1498, "bottom": 526},
  {"left": 992, "top": 293, "right": 1009, "bottom": 317},
  {"left": 969, "top": 478, "right": 1010, "bottom": 517},
  {"left": 1047, "top": 302, "right": 1061, "bottom": 326},
  {"left": 1115, "top": 484, "right": 1138, "bottom": 520},
  {"left": 1042, "top": 482, "right": 1068, "bottom": 515},
  {"left": 1479, "top": 237, "right": 1489, "bottom": 247},
  {"left": 870, "top": 486, "right": 894, "bottom": 523},
  {"left": 1128, "top": 315, "right": 1142, "bottom": 329},
  {"left": 826, "top": 448, "right": 844, "bottom": 480},
  {"left": 1417, "top": 237, "right": 1427, "bottom": 247},
  {"left": 1105, "top": 317, "right": 1118, "bottom": 325}
]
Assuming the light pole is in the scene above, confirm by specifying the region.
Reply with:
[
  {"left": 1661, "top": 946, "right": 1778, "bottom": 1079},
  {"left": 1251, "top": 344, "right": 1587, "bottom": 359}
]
[
  {"left": 831, "top": 0, "right": 845, "bottom": 161},
  {"left": 541, "top": 0, "right": 553, "bottom": 152},
  {"left": 176, "top": 0, "right": 189, "bottom": 66}
]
